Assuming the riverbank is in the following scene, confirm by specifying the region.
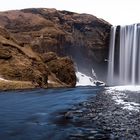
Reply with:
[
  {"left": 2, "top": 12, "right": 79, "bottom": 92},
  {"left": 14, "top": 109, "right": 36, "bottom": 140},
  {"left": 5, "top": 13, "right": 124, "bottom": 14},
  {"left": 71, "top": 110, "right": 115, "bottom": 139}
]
[
  {"left": 64, "top": 86, "right": 140, "bottom": 140},
  {"left": 0, "top": 78, "right": 35, "bottom": 91},
  {"left": 0, "top": 78, "right": 72, "bottom": 91}
]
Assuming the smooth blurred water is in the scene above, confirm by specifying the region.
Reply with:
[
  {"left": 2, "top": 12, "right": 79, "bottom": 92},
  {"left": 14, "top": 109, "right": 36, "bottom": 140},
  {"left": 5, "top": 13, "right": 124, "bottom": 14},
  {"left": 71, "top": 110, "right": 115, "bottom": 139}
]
[
  {"left": 108, "top": 24, "right": 140, "bottom": 85},
  {"left": 0, "top": 87, "right": 102, "bottom": 140}
]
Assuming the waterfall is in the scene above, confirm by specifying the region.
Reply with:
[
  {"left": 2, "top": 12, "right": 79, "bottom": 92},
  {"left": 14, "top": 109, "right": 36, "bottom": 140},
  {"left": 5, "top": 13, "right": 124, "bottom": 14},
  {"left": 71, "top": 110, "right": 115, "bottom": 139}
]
[
  {"left": 107, "top": 26, "right": 117, "bottom": 85},
  {"left": 107, "top": 24, "right": 140, "bottom": 85}
]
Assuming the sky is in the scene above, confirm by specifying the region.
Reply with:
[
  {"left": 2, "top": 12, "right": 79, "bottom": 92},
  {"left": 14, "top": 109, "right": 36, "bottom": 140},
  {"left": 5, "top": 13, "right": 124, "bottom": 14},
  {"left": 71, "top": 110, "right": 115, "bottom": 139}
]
[{"left": 0, "top": 0, "right": 140, "bottom": 25}]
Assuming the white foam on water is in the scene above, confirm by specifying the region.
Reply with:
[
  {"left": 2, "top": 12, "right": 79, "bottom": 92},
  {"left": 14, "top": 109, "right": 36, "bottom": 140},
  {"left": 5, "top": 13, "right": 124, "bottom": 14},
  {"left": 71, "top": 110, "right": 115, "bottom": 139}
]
[
  {"left": 107, "top": 85, "right": 140, "bottom": 92},
  {"left": 106, "top": 86, "right": 140, "bottom": 112},
  {"left": 76, "top": 71, "right": 96, "bottom": 86}
]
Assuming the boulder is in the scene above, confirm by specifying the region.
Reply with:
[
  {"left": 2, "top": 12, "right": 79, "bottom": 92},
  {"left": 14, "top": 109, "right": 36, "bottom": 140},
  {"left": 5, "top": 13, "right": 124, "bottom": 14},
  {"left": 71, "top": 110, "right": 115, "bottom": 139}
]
[{"left": 47, "top": 57, "right": 76, "bottom": 87}]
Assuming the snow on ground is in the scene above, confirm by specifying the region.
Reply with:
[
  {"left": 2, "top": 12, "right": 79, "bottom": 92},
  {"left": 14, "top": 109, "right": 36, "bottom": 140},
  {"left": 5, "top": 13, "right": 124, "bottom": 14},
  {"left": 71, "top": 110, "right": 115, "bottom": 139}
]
[
  {"left": 105, "top": 86, "right": 140, "bottom": 112},
  {"left": 48, "top": 80, "right": 55, "bottom": 84},
  {"left": 0, "top": 77, "right": 8, "bottom": 81}
]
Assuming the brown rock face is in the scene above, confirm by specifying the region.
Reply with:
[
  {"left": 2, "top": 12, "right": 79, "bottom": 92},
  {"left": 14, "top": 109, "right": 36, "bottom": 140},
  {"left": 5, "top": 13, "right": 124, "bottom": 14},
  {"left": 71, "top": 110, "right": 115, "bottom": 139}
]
[
  {"left": 0, "top": 8, "right": 111, "bottom": 82},
  {"left": 47, "top": 57, "right": 76, "bottom": 87},
  {"left": 0, "top": 26, "right": 76, "bottom": 89}
]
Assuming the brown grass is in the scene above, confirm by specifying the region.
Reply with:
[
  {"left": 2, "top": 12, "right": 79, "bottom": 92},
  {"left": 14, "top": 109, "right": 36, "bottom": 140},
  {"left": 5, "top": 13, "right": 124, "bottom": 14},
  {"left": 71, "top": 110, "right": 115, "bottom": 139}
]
[{"left": 0, "top": 80, "right": 34, "bottom": 90}]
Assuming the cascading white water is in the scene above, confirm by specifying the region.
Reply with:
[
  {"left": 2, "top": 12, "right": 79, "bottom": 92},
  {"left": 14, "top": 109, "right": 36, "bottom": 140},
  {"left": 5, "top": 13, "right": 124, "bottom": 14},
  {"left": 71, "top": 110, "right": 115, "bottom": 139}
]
[
  {"left": 107, "top": 24, "right": 140, "bottom": 85},
  {"left": 76, "top": 71, "right": 105, "bottom": 86},
  {"left": 107, "top": 26, "right": 117, "bottom": 85},
  {"left": 76, "top": 71, "right": 96, "bottom": 86}
]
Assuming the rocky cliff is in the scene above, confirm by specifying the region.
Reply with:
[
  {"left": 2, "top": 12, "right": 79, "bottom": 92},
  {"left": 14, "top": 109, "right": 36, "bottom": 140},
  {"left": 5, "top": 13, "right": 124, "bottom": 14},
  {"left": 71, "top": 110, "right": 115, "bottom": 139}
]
[
  {"left": 0, "top": 8, "right": 111, "bottom": 88},
  {"left": 0, "top": 26, "right": 76, "bottom": 90},
  {"left": 0, "top": 8, "right": 111, "bottom": 89}
]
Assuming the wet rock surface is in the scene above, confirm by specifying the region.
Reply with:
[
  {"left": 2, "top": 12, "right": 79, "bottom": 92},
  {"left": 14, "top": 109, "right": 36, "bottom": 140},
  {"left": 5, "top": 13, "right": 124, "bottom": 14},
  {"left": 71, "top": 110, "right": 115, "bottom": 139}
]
[{"left": 63, "top": 89, "right": 140, "bottom": 140}]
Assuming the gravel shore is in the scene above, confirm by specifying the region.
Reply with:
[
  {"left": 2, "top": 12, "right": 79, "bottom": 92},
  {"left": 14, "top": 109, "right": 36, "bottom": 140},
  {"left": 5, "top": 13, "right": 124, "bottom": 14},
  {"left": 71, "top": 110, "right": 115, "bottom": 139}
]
[{"left": 64, "top": 87, "right": 140, "bottom": 140}]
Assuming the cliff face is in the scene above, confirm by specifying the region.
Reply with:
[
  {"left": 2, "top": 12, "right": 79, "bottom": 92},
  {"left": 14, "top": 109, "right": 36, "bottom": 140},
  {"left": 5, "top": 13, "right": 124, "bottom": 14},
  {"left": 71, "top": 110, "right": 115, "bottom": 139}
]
[
  {"left": 0, "top": 8, "right": 111, "bottom": 83},
  {"left": 0, "top": 26, "right": 76, "bottom": 89}
]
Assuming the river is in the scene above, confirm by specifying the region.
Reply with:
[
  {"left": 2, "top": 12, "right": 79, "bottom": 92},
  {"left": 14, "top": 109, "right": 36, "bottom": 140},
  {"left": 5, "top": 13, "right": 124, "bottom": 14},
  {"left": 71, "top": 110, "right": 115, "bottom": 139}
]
[{"left": 0, "top": 87, "right": 103, "bottom": 140}]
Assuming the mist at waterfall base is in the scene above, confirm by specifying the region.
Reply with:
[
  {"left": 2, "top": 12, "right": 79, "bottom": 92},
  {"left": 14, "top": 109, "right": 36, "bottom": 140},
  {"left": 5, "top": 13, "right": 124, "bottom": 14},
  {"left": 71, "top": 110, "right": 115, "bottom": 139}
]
[
  {"left": 76, "top": 71, "right": 96, "bottom": 86},
  {"left": 65, "top": 40, "right": 108, "bottom": 83},
  {"left": 107, "top": 24, "right": 140, "bottom": 86}
]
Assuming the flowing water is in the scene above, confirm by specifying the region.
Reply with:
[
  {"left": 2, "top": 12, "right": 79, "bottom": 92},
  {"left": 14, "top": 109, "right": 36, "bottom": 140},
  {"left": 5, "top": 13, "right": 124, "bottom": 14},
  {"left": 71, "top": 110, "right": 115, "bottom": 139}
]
[
  {"left": 76, "top": 71, "right": 96, "bottom": 86},
  {"left": 107, "top": 24, "right": 140, "bottom": 85},
  {"left": 0, "top": 87, "right": 102, "bottom": 140}
]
